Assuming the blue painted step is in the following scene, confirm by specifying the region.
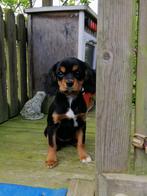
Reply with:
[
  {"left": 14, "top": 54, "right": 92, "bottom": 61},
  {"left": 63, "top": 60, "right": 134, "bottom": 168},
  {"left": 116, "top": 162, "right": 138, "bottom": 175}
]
[{"left": 0, "top": 183, "right": 67, "bottom": 196}]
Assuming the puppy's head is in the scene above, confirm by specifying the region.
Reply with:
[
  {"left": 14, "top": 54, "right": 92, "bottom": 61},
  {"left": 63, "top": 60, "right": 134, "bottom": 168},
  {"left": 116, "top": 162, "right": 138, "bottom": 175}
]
[{"left": 45, "top": 57, "right": 96, "bottom": 95}]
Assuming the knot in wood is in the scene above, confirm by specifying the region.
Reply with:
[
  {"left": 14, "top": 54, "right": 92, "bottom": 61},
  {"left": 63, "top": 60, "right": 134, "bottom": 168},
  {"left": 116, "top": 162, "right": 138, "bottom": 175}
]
[{"left": 103, "top": 52, "right": 111, "bottom": 60}]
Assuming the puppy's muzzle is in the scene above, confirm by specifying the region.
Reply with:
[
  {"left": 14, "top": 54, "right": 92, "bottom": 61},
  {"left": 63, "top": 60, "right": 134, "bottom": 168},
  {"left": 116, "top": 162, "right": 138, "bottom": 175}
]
[
  {"left": 66, "top": 80, "right": 74, "bottom": 88},
  {"left": 65, "top": 73, "right": 74, "bottom": 90}
]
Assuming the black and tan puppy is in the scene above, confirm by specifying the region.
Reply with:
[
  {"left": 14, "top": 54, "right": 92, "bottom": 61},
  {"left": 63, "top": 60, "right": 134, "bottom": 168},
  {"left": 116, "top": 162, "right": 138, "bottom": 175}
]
[{"left": 44, "top": 57, "right": 96, "bottom": 168}]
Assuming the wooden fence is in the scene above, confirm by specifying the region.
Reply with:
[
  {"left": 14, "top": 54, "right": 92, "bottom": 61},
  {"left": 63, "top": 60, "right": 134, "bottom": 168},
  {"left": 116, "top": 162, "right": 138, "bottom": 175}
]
[{"left": 0, "top": 7, "right": 28, "bottom": 123}]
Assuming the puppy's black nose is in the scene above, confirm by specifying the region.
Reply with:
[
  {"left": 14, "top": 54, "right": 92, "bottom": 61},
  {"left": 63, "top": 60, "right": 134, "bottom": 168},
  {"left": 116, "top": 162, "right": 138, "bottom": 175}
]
[{"left": 66, "top": 80, "right": 73, "bottom": 88}]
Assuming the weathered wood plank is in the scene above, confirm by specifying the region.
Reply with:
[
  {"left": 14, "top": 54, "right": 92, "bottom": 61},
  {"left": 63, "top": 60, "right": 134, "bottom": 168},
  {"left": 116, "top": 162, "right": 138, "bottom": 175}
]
[
  {"left": 0, "top": 112, "right": 95, "bottom": 188},
  {"left": 5, "top": 9, "right": 19, "bottom": 117},
  {"left": 0, "top": 6, "right": 8, "bottom": 123},
  {"left": 42, "top": 0, "right": 53, "bottom": 6},
  {"left": 96, "top": 0, "right": 136, "bottom": 177},
  {"left": 135, "top": 0, "right": 147, "bottom": 174},
  {"left": 67, "top": 179, "right": 95, "bottom": 196},
  {"left": 31, "top": 12, "right": 78, "bottom": 93},
  {"left": 27, "top": 15, "right": 33, "bottom": 98},
  {"left": 17, "top": 14, "right": 27, "bottom": 109},
  {"left": 99, "top": 174, "right": 147, "bottom": 196}
]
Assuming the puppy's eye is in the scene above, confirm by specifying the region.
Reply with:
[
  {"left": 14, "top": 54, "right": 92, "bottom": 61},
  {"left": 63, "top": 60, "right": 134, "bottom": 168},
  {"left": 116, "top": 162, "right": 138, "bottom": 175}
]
[
  {"left": 56, "top": 71, "right": 64, "bottom": 79},
  {"left": 74, "top": 71, "right": 81, "bottom": 79}
]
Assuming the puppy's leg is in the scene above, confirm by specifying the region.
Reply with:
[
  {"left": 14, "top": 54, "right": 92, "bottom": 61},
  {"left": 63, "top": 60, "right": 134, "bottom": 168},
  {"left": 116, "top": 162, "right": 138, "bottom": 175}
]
[
  {"left": 45, "top": 128, "right": 58, "bottom": 168},
  {"left": 76, "top": 128, "right": 92, "bottom": 163},
  {"left": 52, "top": 113, "right": 67, "bottom": 123}
]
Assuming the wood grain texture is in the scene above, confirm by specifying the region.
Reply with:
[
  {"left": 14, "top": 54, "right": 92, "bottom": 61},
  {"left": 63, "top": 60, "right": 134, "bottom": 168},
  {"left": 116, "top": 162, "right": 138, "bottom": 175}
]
[
  {"left": 27, "top": 15, "right": 33, "bottom": 98},
  {"left": 67, "top": 179, "right": 95, "bottom": 196},
  {"left": 99, "top": 174, "right": 147, "bottom": 196},
  {"left": 96, "top": 0, "right": 136, "bottom": 175},
  {"left": 0, "top": 7, "right": 8, "bottom": 123},
  {"left": 5, "top": 9, "right": 19, "bottom": 117},
  {"left": 42, "top": 0, "right": 53, "bottom": 6},
  {"left": 0, "top": 112, "right": 95, "bottom": 188},
  {"left": 135, "top": 0, "right": 147, "bottom": 174},
  {"left": 17, "top": 14, "right": 28, "bottom": 109},
  {"left": 31, "top": 12, "right": 79, "bottom": 93}
]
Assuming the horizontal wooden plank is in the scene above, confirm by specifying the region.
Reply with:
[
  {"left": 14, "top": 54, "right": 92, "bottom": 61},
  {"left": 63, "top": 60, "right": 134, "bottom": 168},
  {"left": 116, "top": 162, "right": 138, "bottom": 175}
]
[{"left": 99, "top": 174, "right": 147, "bottom": 196}]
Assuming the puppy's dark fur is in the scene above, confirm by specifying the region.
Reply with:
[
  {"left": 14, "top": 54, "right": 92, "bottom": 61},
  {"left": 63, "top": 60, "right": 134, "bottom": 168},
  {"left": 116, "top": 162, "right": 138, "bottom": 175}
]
[{"left": 44, "top": 57, "right": 95, "bottom": 168}]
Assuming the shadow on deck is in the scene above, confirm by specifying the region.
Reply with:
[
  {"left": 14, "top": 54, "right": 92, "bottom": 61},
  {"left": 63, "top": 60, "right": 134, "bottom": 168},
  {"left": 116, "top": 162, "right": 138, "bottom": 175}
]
[{"left": 0, "top": 111, "right": 96, "bottom": 189}]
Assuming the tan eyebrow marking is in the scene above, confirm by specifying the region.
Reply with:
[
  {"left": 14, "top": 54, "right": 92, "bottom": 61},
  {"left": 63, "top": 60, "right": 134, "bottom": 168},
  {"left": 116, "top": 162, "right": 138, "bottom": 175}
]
[
  {"left": 60, "top": 66, "right": 66, "bottom": 73},
  {"left": 72, "top": 65, "right": 79, "bottom": 71}
]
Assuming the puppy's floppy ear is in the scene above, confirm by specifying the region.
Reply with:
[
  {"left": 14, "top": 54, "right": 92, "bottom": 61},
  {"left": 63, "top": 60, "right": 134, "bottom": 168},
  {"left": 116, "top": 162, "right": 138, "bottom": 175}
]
[
  {"left": 44, "top": 62, "right": 59, "bottom": 95},
  {"left": 83, "top": 64, "right": 96, "bottom": 94}
]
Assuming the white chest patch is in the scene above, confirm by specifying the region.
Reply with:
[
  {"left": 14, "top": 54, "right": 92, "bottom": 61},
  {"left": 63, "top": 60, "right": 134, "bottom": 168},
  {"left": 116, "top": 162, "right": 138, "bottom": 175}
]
[
  {"left": 66, "top": 96, "right": 78, "bottom": 127},
  {"left": 66, "top": 108, "right": 75, "bottom": 119}
]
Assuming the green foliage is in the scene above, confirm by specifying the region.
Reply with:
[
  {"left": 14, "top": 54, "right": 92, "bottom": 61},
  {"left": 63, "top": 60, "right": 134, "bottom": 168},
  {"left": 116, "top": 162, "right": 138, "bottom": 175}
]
[
  {"left": 0, "top": 0, "right": 30, "bottom": 12},
  {"left": 60, "top": 0, "right": 93, "bottom": 6},
  {"left": 0, "top": 0, "right": 94, "bottom": 12},
  {"left": 130, "top": 0, "right": 138, "bottom": 106},
  {"left": 79, "top": 0, "right": 91, "bottom": 5},
  {"left": 62, "top": 0, "right": 76, "bottom": 5}
]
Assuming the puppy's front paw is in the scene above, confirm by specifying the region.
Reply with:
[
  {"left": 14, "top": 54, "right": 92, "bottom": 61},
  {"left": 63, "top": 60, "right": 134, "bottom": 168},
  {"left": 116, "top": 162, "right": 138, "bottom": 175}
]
[
  {"left": 45, "top": 159, "right": 58, "bottom": 169},
  {"left": 81, "top": 155, "right": 92, "bottom": 163}
]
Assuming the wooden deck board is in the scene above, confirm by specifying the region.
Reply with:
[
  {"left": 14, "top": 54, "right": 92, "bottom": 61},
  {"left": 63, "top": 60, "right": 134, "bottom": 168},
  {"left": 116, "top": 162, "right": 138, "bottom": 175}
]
[
  {"left": 67, "top": 179, "right": 95, "bottom": 196},
  {"left": 0, "top": 112, "right": 95, "bottom": 188}
]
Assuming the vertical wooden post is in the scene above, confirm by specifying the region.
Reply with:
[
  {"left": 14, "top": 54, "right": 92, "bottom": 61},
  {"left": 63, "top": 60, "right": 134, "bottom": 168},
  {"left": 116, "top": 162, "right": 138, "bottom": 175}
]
[
  {"left": 5, "top": 9, "right": 19, "bottom": 117},
  {"left": 27, "top": 15, "right": 33, "bottom": 98},
  {"left": 96, "top": 0, "right": 136, "bottom": 194},
  {"left": 135, "top": 0, "right": 147, "bottom": 174},
  {"left": 17, "top": 14, "right": 28, "bottom": 109},
  {"left": 0, "top": 7, "right": 8, "bottom": 123}
]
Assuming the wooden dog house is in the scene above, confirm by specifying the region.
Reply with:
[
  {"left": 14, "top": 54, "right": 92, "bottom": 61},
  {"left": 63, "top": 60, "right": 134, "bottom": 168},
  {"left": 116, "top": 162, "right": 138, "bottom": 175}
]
[{"left": 25, "top": 5, "right": 97, "bottom": 94}]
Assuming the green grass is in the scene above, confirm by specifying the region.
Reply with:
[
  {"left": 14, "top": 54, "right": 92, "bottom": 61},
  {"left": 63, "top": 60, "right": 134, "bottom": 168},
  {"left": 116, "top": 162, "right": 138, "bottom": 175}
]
[{"left": 0, "top": 112, "right": 96, "bottom": 188}]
